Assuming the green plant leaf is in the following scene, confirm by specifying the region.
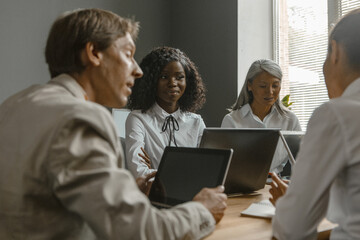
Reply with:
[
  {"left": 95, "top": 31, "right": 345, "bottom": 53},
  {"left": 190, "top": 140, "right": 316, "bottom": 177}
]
[{"left": 281, "top": 94, "right": 294, "bottom": 108}]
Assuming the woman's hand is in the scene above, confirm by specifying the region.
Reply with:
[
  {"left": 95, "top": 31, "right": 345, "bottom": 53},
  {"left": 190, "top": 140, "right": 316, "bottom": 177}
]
[
  {"left": 269, "top": 173, "right": 289, "bottom": 206},
  {"left": 138, "top": 147, "right": 152, "bottom": 169},
  {"left": 136, "top": 171, "right": 157, "bottom": 196}
]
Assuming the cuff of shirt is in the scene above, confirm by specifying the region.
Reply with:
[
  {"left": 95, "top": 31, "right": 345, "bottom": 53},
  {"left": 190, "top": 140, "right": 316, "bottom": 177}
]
[{"left": 174, "top": 201, "right": 216, "bottom": 239}]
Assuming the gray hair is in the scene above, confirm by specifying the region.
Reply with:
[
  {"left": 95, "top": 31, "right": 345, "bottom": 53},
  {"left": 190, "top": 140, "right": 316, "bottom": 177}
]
[{"left": 229, "top": 59, "right": 289, "bottom": 116}]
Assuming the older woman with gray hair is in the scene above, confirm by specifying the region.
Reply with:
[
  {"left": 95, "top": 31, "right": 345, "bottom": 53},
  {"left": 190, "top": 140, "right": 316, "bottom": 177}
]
[{"left": 221, "top": 59, "right": 301, "bottom": 173}]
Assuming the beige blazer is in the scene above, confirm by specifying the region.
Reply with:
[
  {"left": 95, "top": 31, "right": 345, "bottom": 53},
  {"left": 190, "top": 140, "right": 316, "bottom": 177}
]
[{"left": 0, "top": 74, "right": 214, "bottom": 240}]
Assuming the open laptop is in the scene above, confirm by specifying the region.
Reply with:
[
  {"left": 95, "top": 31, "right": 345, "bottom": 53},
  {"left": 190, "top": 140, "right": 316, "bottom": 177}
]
[
  {"left": 199, "top": 128, "right": 280, "bottom": 195},
  {"left": 279, "top": 131, "right": 305, "bottom": 177},
  {"left": 149, "top": 146, "right": 233, "bottom": 208}
]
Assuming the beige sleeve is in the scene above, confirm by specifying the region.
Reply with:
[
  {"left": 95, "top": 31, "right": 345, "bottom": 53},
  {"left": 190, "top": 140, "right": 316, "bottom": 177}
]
[{"left": 47, "top": 118, "right": 215, "bottom": 240}]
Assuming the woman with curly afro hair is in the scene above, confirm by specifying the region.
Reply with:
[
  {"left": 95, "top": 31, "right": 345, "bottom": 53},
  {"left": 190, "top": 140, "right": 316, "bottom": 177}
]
[{"left": 125, "top": 47, "right": 206, "bottom": 178}]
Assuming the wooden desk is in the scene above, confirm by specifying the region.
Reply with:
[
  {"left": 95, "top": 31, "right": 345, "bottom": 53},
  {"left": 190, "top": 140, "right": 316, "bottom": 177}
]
[{"left": 205, "top": 186, "right": 336, "bottom": 240}]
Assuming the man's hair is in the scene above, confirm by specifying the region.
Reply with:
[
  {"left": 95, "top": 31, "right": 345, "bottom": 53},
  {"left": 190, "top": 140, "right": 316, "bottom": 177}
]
[
  {"left": 45, "top": 8, "right": 139, "bottom": 78},
  {"left": 329, "top": 8, "right": 360, "bottom": 71},
  {"left": 127, "top": 46, "right": 206, "bottom": 113},
  {"left": 229, "top": 59, "right": 288, "bottom": 115}
]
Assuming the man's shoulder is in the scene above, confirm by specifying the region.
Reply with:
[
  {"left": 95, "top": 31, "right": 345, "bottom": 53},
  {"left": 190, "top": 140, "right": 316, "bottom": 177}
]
[
  {"left": 309, "top": 96, "right": 360, "bottom": 131},
  {"left": 7, "top": 82, "right": 114, "bottom": 130},
  {"left": 40, "top": 83, "right": 112, "bottom": 122},
  {"left": 45, "top": 93, "right": 117, "bottom": 145},
  {"left": 318, "top": 95, "right": 360, "bottom": 116}
]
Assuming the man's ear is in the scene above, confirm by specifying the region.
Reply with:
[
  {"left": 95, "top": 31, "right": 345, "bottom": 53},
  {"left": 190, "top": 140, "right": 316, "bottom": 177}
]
[
  {"left": 81, "top": 42, "right": 102, "bottom": 67},
  {"left": 329, "top": 39, "right": 339, "bottom": 65}
]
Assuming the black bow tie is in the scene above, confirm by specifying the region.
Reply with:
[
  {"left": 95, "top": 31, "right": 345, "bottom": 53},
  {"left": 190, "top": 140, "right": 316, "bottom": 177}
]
[{"left": 161, "top": 115, "right": 179, "bottom": 147}]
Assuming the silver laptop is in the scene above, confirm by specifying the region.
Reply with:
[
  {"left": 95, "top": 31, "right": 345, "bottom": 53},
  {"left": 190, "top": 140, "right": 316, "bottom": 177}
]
[
  {"left": 199, "top": 128, "right": 280, "bottom": 195},
  {"left": 149, "top": 146, "right": 233, "bottom": 208},
  {"left": 278, "top": 131, "right": 305, "bottom": 177}
]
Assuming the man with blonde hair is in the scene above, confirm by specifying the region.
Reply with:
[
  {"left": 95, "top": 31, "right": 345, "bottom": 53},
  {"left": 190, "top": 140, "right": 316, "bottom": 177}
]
[{"left": 0, "top": 8, "right": 227, "bottom": 239}]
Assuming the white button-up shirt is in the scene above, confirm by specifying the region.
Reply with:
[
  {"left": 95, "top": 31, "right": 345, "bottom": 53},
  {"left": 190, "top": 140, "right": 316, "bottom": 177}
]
[
  {"left": 125, "top": 102, "right": 206, "bottom": 178},
  {"left": 272, "top": 77, "right": 360, "bottom": 240},
  {"left": 221, "top": 103, "right": 301, "bottom": 172}
]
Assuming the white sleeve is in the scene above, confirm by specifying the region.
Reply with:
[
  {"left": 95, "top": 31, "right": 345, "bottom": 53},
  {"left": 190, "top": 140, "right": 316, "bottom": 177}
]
[
  {"left": 49, "top": 118, "right": 215, "bottom": 240},
  {"left": 292, "top": 113, "right": 302, "bottom": 131},
  {"left": 272, "top": 103, "right": 346, "bottom": 239},
  {"left": 125, "top": 113, "right": 156, "bottom": 178},
  {"left": 221, "top": 113, "right": 236, "bottom": 128},
  {"left": 197, "top": 117, "right": 206, "bottom": 147}
]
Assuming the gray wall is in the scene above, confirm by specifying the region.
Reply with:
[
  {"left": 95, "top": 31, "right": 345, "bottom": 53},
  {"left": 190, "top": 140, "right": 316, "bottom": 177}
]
[
  {"left": 0, "top": 0, "right": 238, "bottom": 127},
  {"left": 170, "top": 0, "right": 238, "bottom": 126},
  {"left": 0, "top": 0, "right": 170, "bottom": 102}
]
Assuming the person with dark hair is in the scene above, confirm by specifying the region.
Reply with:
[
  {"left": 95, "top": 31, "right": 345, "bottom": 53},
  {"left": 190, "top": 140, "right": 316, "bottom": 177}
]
[
  {"left": 270, "top": 8, "right": 360, "bottom": 239},
  {"left": 0, "top": 9, "right": 227, "bottom": 239},
  {"left": 221, "top": 59, "right": 301, "bottom": 173},
  {"left": 126, "top": 46, "right": 206, "bottom": 178}
]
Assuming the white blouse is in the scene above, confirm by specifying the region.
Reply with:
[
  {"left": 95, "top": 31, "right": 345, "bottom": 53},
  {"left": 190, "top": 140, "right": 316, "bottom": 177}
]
[
  {"left": 125, "top": 102, "right": 206, "bottom": 178},
  {"left": 221, "top": 103, "right": 301, "bottom": 172}
]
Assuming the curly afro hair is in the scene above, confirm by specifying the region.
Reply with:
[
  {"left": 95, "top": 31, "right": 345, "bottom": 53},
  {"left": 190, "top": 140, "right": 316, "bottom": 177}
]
[{"left": 127, "top": 46, "right": 206, "bottom": 113}]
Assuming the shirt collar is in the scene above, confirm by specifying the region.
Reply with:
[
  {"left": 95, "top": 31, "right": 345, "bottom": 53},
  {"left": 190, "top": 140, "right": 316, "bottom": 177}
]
[
  {"left": 239, "top": 103, "right": 278, "bottom": 119},
  {"left": 49, "top": 74, "right": 88, "bottom": 100},
  {"left": 342, "top": 77, "right": 360, "bottom": 97},
  {"left": 270, "top": 104, "right": 279, "bottom": 114},
  {"left": 239, "top": 103, "right": 252, "bottom": 118},
  {"left": 151, "top": 102, "right": 183, "bottom": 120}
]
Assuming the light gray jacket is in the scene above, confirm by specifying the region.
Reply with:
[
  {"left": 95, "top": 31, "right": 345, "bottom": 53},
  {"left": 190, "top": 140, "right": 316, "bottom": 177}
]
[{"left": 0, "top": 74, "right": 214, "bottom": 240}]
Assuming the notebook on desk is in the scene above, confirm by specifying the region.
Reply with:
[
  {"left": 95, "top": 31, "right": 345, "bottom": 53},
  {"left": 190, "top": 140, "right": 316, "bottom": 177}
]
[
  {"left": 199, "top": 128, "right": 280, "bottom": 195},
  {"left": 149, "top": 146, "right": 233, "bottom": 209},
  {"left": 241, "top": 199, "right": 275, "bottom": 219}
]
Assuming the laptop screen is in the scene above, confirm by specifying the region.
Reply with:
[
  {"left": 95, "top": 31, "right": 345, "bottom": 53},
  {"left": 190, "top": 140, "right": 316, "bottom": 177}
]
[
  {"left": 279, "top": 131, "right": 305, "bottom": 178},
  {"left": 200, "top": 128, "right": 280, "bottom": 194},
  {"left": 280, "top": 131, "right": 305, "bottom": 161},
  {"left": 149, "top": 147, "right": 232, "bottom": 207}
]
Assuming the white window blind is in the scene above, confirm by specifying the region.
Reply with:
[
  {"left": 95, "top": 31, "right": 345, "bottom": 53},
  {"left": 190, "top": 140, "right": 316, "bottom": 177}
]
[
  {"left": 274, "top": 0, "right": 360, "bottom": 130},
  {"left": 337, "top": 0, "right": 360, "bottom": 17}
]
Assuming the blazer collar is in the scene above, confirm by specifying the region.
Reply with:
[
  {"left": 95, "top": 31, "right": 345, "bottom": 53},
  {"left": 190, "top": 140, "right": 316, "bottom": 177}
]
[{"left": 49, "top": 74, "right": 87, "bottom": 100}]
